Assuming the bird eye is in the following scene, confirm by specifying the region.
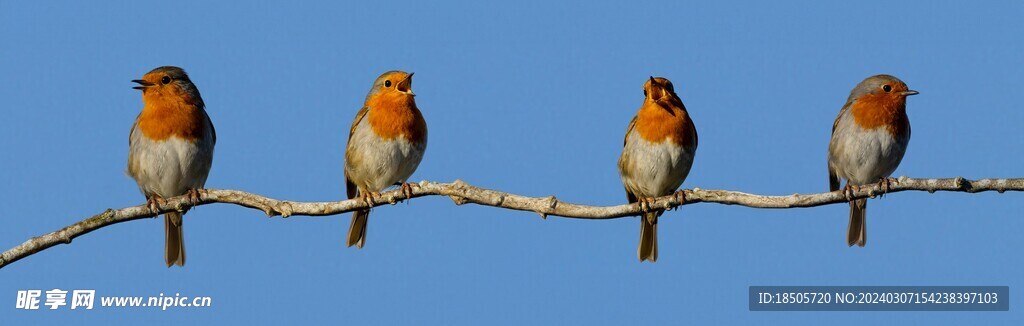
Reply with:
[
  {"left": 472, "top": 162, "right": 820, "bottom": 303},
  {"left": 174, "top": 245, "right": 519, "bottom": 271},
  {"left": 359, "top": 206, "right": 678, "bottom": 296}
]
[
  {"left": 384, "top": 80, "right": 392, "bottom": 88},
  {"left": 882, "top": 85, "right": 892, "bottom": 92},
  {"left": 643, "top": 90, "right": 647, "bottom": 97},
  {"left": 161, "top": 76, "right": 172, "bottom": 85}
]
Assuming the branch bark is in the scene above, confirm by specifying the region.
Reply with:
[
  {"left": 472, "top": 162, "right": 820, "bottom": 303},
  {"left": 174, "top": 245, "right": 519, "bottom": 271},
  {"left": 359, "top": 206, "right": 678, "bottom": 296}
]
[{"left": 2, "top": 176, "right": 1020, "bottom": 269}]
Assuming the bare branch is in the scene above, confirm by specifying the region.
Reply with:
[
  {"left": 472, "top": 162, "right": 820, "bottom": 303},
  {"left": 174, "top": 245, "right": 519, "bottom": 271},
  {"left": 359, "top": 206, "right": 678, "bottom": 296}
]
[{"left": 2, "top": 176, "right": 1020, "bottom": 268}]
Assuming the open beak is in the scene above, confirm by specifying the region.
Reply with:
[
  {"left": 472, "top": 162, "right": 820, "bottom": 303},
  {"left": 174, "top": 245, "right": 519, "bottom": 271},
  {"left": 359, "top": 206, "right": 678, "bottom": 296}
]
[
  {"left": 132, "top": 79, "right": 154, "bottom": 90},
  {"left": 901, "top": 90, "right": 919, "bottom": 96},
  {"left": 396, "top": 72, "right": 414, "bottom": 96}
]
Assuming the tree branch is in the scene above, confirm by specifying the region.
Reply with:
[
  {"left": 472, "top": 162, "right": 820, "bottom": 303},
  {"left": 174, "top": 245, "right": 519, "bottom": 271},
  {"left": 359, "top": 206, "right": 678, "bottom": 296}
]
[{"left": 2, "top": 176, "right": 1020, "bottom": 269}]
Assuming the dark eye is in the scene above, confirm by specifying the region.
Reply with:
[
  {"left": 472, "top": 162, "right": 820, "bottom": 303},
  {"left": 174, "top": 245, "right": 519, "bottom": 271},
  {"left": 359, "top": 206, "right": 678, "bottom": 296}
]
[
  {"left": 643, "top": 90, "right": 647, "bottom": 97},
  {"left": 882, "top": 85, "right": 892, "bottom": 92},
  {"left": 161, "top": 76, "right": 172, "bottom": 85},
  {"left": 384, "top": 80, "right": 392, "bottom": 88}
]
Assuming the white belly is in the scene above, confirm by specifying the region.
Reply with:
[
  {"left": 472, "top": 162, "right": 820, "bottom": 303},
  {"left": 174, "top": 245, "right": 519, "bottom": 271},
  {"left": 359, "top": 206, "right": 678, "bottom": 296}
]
[
  {"left": 829, "top": 124, "right": 908, "bottom": 185},
  {"left": 619, "top": 130, "right": 695, "bottom": 198},
  {"left": 345, "top": 118, "right": 426, "bottom": 192},
  {"left": 128, "top": 136, "right": 212, "bottom": 198}
]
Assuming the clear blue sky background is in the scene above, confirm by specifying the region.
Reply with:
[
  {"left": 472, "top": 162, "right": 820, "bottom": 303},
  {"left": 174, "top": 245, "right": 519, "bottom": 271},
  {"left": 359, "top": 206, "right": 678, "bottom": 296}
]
[{"left": 2, "top": 1, "right": 1022, "bottom": 324}]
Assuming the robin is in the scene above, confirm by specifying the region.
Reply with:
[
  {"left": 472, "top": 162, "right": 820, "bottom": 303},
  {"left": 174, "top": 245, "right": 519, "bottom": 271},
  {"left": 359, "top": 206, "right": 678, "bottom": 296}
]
[
  {"left": 618, "top": 77, "right": 698, "bottom": 262},
  {"left": 827, "top": 74, "right": 917, "bottom": 247},
  {"left": 128, "top": 66, "right": 216, "bottom": 267},
  {"left": 344, "top": 71, "right": 427, "bottom": 248}
]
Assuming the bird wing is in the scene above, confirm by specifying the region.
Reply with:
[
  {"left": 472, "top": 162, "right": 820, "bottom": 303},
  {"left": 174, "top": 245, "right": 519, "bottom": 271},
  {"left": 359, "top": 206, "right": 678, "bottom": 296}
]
[
  {"left": 208, "top": 112, "right": 217, "bottom": 144},
  {"left": 621, "top": 115, "right": 640, "bottom": 202},
  {"left": 623, "top": 114, "right": 638, "bottom": 147},
  {"left": 828, "top": 101, "right": 853, "bottom": 192},
  {"left": 129, "top": 112, "right": 142, "bottom": 146},
  {"left": 345, "top": 106, "right": 371, "bottom": 199},
  {"left": 127, "top": 113, "right": 143, "bottom": 178}
]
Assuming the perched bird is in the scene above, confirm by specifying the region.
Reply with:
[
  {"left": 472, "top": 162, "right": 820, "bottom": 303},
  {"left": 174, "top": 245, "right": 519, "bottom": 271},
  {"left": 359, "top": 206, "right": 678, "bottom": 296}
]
[
  {"left": 127, "top": 66, "right": 216, "bottom": 267},
  {"left": 828, "top": 74, "right": 917, "bottom": 247},
  {"left": 344, "top": 71, "right": 427, "bottom": 248},
  {"left": 618, "top": 77, "right": 698, "bottom": 262}
]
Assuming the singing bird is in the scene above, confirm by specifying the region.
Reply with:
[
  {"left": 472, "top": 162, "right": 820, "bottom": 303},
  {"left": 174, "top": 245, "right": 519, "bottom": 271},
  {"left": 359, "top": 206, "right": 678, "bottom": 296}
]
[
  {"left": 127, "top": 66, "right": 216, "bottom": 266},
  {"left": 344, "top": 71, "right": 427, "bottom": 248},
  {"left": 618, "top": 77, "right": 698, "bottom": 262},
  {"left": 828, "top": 74, "right": 917, "bottom": 247}
]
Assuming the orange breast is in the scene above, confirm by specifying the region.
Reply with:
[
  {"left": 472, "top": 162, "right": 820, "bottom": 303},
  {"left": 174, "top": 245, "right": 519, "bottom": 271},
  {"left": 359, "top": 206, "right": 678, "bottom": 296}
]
[
  {"left": 137, "top": 92, "right": 206, "bottom": 142},
  {"left": 634, "top": 100, "right": 697, "bottom": 148},
  {"left": 850, "top": 93, "right": 909, "bottom": 136},
  {"left": 366, "top": 92, "right": 426, "bottom": 143}
]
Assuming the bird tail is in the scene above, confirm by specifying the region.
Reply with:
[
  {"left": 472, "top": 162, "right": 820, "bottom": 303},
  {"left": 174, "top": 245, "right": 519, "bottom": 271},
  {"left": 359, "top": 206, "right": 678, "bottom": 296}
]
[
  {"left": 638, "top": 212, "right": 659, "bottom": 262},
  {"left": 164, "top": 212, "right": 186, "bottom": 267},
  {"left": 847, "top": 199, "right": 867, "bottom": 247},
  {"left": 347, "top": 209, "right": 369, "bottom": 248}
]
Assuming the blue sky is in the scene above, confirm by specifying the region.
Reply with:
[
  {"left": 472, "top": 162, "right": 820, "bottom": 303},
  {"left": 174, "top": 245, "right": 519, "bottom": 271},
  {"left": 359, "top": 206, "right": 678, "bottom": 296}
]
[{"left": 2, "top": 1, "right": 1022, "bottom": 324}]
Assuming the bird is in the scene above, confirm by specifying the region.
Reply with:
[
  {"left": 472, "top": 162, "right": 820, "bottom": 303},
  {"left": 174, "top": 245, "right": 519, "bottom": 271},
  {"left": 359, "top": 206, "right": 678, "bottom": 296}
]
[
  {"left": 127, "top": 66, "right": 216, "bottom": 267},
  {"left": 827, "top": 74, "right": 917, "bottom": 247},
  {"left": 618, "top": 76, "right": 698, "bottom": 262},
  {"left": 344, "top": 70, "right": 427, "bottom": 248}
]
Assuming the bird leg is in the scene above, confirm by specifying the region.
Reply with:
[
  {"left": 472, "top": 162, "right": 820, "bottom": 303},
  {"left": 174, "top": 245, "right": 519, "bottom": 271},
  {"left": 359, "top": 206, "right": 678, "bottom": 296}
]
[{"left": 146, "top": 195, "right": 166, "bottom": 214}]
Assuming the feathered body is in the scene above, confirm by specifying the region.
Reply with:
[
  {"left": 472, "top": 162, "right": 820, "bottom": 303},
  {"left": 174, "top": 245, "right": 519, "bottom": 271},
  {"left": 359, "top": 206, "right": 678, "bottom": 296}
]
[
  {"left": 344, "top": 71, "right": 427, "bottom": 248},
  {"left": 827, "top": 74, "right": 915, "bottom": 247},
  {"left": 618, "top": 77, "right": 697, "bottom": 262},
  {"left": 128, "top": 66, "right": 215, "bottom": 266}
]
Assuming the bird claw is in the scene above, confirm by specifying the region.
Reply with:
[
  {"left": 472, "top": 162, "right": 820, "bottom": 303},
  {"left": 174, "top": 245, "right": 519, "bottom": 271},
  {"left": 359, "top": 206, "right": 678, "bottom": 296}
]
[
  {"left": 400, "top": 182, "right": 418, "bottom": 201},
  {"left": 638, "top": 197, "right": 655, "bottom": 213},
  {"left": 186, "top": 188, "right": 203, "bottom": 207},
  {"left": 876, "top": 177, "right": 896, "bottom": 198},
  {"left": 672, "top": 190, "right": 687, "bottom": 211},
  {"left": 360, "top": 191, "right": 381, "bottom": 208},
  {"left": 146, "top": 196, "right": 166, "bottom": 214},
  {"left": 842, "top": 184, "right": 857, "bottom": 202}
]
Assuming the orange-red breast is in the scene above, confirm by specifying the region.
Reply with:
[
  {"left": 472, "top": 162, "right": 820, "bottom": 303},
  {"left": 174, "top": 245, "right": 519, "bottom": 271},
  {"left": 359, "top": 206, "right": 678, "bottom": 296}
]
[
  {"left": 828, "top": 74, "right": 917, "bottom": 246},
  {"left": 127, "top": 66, "right": 216, "bottom": 266},
  {"left": 344, "top": 71, "right": 427, "bottom": 248},
  {"left": 618, "top": 77, "right": 698, "bottom": 262}
]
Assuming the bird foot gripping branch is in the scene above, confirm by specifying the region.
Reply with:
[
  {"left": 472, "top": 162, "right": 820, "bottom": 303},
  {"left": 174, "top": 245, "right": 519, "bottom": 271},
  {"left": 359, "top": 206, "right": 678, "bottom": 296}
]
[{"left": 672, "top": 190, "right": 688, "bottom": 211}]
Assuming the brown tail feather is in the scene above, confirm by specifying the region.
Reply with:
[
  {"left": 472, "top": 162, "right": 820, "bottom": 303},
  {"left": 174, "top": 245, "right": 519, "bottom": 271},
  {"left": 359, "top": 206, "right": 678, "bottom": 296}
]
[
  {"left": 638, "top": 212, "right": 659, "bottom": 262},
  {"left": 164, "top": 212, "right": 186, "bottom": 267},
  {"left": 847, "top": 199, "right": 867, "bottom": 247},
  {"left": 347, "top": 209, "right": 369, "bottom": 248}
]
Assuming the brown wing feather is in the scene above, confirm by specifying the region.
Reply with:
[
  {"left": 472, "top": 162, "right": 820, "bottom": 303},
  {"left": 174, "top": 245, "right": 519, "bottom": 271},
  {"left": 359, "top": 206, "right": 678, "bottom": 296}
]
[
  {"left": 623, "top": 115, "right": 637, "bottom": 147},
  {"left": 829, "top": 167, "right": 841, "bottom": 192},
  {"left": 828, "top": 101, "right": 853, "bottom": 191},
  {"left": 127, "top": 114, "right": 143, "bottom": 178},
  {"left": 344, "top": 106, "right": 371, "bottom": 199},
  {"left": 129, "top": 113, "right": 142, "bottom": 145},
  {"left": 621, "top": 115, "right": 640, "bottom": 202},
  {"left": 347, "top": 106, "right": 370, "bottom": 142},
  {"left": 209, "top": 115, "right": 217, "bottom": 144}
]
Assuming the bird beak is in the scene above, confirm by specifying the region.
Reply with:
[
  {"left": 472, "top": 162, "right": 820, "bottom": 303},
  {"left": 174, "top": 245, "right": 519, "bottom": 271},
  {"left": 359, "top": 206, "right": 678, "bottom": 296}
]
[
  {"left": 647, "top": 76, "right": 664, "bottom": 101},
  {"left": 901, "top": 90, "right": 919, "bottom": 96},
  {"left": 396, "top": 72, "right": 415, "bottom": 96},
  {"left": 132, "top": 79, "right": 154, "bottom": 90}
]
